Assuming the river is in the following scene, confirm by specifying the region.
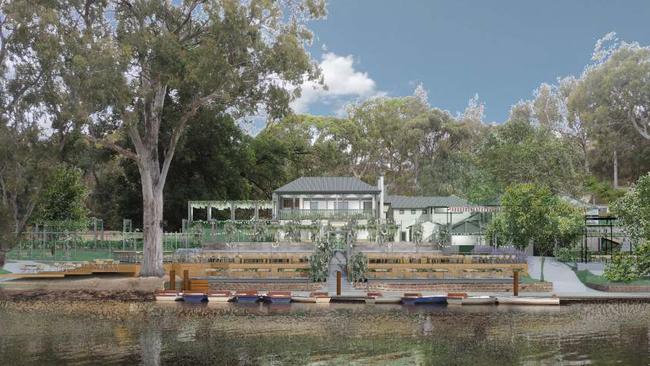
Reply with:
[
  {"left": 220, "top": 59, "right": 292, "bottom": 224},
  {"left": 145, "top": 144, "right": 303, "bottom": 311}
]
[{"left": 1, "top": 301, "right": 649, "bottom": 365}]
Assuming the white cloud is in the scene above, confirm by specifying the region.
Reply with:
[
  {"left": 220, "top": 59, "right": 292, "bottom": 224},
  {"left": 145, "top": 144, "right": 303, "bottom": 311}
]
[{"left": 291, "top": 52, "right": 382, "bottom": 114}]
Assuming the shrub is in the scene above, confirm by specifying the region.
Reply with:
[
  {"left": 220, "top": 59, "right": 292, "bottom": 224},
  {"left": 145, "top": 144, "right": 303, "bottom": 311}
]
[
  {"left": 603, "top": 241, "right": 650, "bottom": 282},
  {"left": 348, "top": 252, "right": 368, "bottom": 283},
  {"left": 553, "top": 245, "right": 586, "bottom": 263},
  {"left": 604, "top": 252, "right": 637, "bottom": 282}
]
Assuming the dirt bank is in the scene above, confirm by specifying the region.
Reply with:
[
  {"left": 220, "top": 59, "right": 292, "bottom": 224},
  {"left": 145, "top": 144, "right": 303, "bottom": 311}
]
[{"left": 0, "top": 275, "right": 165, "bottom": 292}]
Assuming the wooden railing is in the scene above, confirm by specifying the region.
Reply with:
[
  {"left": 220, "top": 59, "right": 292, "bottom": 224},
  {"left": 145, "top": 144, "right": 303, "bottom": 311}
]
[
  {"left": 278, "top": 209, "right": 374, "bottom": 220},
  {"left": 365, "top": 252, "right": 527, "bottom": 279}
]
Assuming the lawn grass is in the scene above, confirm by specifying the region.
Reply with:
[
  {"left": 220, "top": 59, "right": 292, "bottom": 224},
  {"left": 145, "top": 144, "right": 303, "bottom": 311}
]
[
  {"left": 576, "top": 270, "right": 650, "bottom": 286},
  {"left": 0, "top": 268, "right": 10, "bottom": 275},
  {"left": 7, "top": 249, "right": 114, "bottom": 262}
]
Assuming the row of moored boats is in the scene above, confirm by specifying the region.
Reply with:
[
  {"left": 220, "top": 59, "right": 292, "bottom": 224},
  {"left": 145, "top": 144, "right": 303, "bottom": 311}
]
[
  {"left": 155, "top": 290, "right": 560, "bottom": 305},
  {"left": 155, "top": 290, "right": 330, "bottom": 304}
]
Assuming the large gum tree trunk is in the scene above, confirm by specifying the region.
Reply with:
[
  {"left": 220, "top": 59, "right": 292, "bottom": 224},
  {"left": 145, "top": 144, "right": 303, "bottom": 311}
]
[
  {"left": 0, "top": 250, "right": 6, "bottom": 267},
  {"left": 138, "top": 156, "right": 166, "bottom": 277}
]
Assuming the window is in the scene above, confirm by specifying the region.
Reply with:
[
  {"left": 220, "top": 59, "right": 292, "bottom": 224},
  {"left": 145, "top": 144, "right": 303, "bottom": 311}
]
[
  {"left": 399, "top": 209, "right": 404, "bottom": 214},
  {"left": 363, "top": 201, "right": 372, "bottom": 211},
  {"left": 282, "top": 198, "right": 294, "bottom": 209},
  {"left": 336, "top": 201, "right": 348, "bottom": 210},
  {"left": 411, "top": 209, "right": 416, "bottom": 214},
  {"left": 309, "top": 201, "right": 319, "bottom": 210}
]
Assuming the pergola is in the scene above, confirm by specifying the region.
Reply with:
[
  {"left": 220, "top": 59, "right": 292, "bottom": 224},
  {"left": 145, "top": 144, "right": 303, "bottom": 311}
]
[{"left": 187, "top": 200, "right": 273, "bottom": 222}]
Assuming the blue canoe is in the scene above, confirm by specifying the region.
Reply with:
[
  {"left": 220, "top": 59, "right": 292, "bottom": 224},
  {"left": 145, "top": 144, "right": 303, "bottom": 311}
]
[
  {"left": 414, "top": 295, "right": 447, "bottom": 305},
  {"left": 402, "top": 293, "right": 447, "bottom": 305},
  {"left": 182, "top": 292, "right": 207, "bottom": 304},
  {"left": 236, "top": 291, "right": 260, "bottom": 303},
  {"left": 264, "top": 291, "right": 292, "bottom": 304}
]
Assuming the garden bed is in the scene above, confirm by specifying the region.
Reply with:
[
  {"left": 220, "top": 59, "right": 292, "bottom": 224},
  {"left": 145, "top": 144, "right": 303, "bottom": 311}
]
[{"left": 576, "top": 270, "right": 650, "bottom": 292}]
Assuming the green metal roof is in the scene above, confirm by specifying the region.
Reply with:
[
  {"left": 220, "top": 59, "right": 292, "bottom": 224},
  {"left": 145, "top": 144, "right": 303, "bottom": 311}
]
[
  {"left": 274, "top": 177, "right": 380, "bottom": 194},
  {"left": 385, "top": 195, "right": 468, "bottom": 209}
]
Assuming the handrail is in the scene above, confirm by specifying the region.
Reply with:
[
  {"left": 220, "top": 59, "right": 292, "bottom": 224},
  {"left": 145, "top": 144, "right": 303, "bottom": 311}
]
[{"left": 278, "top": 209, "right": 374, "bottom": 220}]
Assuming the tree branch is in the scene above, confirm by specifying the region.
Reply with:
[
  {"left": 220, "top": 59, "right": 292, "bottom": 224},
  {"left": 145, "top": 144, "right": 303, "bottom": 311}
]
[
  {"left": 629, "top": 110, "right": 650, "bottom": 140},
  {"left": 85, "top": 134, "right": 138, "bottom": 160},
  {"left": 158, "top": 92, "right": 230, "bottom": 189}
]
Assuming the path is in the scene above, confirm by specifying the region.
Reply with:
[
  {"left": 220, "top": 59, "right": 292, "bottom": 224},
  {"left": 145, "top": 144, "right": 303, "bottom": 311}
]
[
  {"left": 323, "top": 251, "right": 362, "bottom": 295},
  {"left": 527, "top": 256, "right": 599, "bottom": 293}
]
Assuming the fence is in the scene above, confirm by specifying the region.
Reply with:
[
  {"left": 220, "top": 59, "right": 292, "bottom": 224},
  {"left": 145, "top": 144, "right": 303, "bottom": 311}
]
[{"left": 8, "top": 219, "right": 202, "bottom": 262}]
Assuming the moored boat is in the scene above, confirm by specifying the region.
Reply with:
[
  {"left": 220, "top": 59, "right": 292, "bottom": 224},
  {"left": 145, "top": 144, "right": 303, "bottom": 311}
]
[
  {"left": 446, "top": 292, "right": 468, "bottom": 305},
  {"left": 182, "top": 292, "right": 207, "bottom": 304},
  {"left": 401, "top": 292, "right": 422, "bottom": 305},
  {"left": 235, "top": 290, "right": 260, "bottom": 303},
  {"left": 365, "top": 291, "right": 382, "bottom": 304},
  {"left": 462, "top": 296, "right": 496, "bottom": 305},
  {"left": 402, "top": 293, "right": 447, "bottom": 305},
  {"left": 497, "top": 297, "right": 560, "bottom": 306},
  {"left": 291, "top": 291, "right": 331, "bottom": 304},
  {"left": 372, "top": 297, "right": 402, "bottom": 304},
  {"left": 207, "top": 290, "right": 234, "bottom": 303},
  {"left": 264, "top": 291, "right": 292, "bottom": 304},
  {"left": 414, "top": 295, "right": 447, "bottom": 305},
  {"left": 155, "top": 290, "right": 182, "bottom": 302}
]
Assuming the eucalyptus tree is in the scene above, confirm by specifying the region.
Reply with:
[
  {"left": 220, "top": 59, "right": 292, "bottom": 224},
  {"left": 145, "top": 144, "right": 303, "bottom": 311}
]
[
  {"left": 585, "top": 44, "right": 650, "bottom": 140},
  {"left": 345, "top": 94, "right": 455, "bottom": 194},
  {"left": 532, "top": 79, "right": 592, "bottom": 175},
  {"left": 569, "top": 42, "right": 650, "bottom": 187},
  {"left": 478, "top": 104, "right": 583, "bottom": 197},
  {"left": 0, "top": 2, "right": 60, "bottom": 266},
  {"left": 17, "top": 0, "right": 326, "bottom": 276}
]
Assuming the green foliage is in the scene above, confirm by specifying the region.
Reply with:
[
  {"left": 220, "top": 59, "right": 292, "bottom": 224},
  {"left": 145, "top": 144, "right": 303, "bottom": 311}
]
[
  {"left": 309, "top": 237, "right": 335, "bottom": 282},
  {"left": 485, "top": 183, "right": 584, "bottom": 255},
  {"left": 348, "top": 252, "right": 368, "bottom": 283},
  {"left": 478, "top": 115, "right": 584, "bottom": 197},
  {"left": 603, "top": 242, "right": 650, "bottom": 282},
  {"left": 604, "top": 252, "right": 639, "bottom": 282},
  {"left": 575, "top": 270, "right": 650, "bottom": 287},
  {"left": 635, "top": 242, "right": 650, "bottom": 276},
  {"left": 568, "top": 43, "right": 650, "bottom": 186},
  {"left": 0, "top": 123, "right": 54, "bottom": 258},
  {"left": 584, "top": 176, "right": 625, "bottom": 204},
  {"left": 612, "top": 173, "right": 650, "bottom": 242},
  {"left": 553, "top": 244, "right": 587, "bottom": 263},
  {"left": 34, "top": 166, "right": 88, "bottom": 223},
  {"left": 553, "top": 246, "right": 576, "bottom": 263}
]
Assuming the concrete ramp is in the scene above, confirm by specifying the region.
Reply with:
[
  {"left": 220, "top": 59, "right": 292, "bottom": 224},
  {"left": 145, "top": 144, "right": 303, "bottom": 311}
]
[
  {"left": 527, "top": 256, "right": 600, "bottom": 294},
  {"left": 324, "top": 251, "right": 360, "bottom": 294}
]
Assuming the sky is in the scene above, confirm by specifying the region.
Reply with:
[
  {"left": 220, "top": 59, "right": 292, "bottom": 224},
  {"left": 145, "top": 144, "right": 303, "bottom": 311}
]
[{"left": 290, "top": 0, "right": 650, "bottom": 123}]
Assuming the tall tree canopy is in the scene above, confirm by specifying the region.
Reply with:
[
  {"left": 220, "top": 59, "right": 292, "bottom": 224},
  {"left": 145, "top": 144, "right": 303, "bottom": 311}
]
[
  {"left": 12, "top": 0, "right": 326, "bottom": 276},
  {"left": 477, "top": 103, "right": 583, "bottom": 197},
  {"left": 34, "top": 165, "right": 88, "bottom": 223},
  {"left": 485, "top": 183, "right": 584, "bottom": 280}
]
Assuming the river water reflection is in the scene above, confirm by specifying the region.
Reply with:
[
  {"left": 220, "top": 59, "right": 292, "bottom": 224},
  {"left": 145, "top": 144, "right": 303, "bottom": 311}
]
[{"left": 1, "top": 302, "right": 650, "bottom": 365}]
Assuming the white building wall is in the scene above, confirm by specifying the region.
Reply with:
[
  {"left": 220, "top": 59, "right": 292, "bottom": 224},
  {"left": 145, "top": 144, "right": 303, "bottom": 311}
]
[{"left": 389, "top": 208, "right": 471, "bottom": 244}]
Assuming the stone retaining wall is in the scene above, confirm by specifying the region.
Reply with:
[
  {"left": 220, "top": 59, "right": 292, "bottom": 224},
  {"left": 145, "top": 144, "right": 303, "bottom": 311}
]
[
  {"left": 353, "top": 281, "right": 552, "bottom": 293},
  {"left": 209, "top": 282, "right": 322, "bottom": 292},
  {"left": 584, "top": 282, "right": 650, "bottom": 293}
]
